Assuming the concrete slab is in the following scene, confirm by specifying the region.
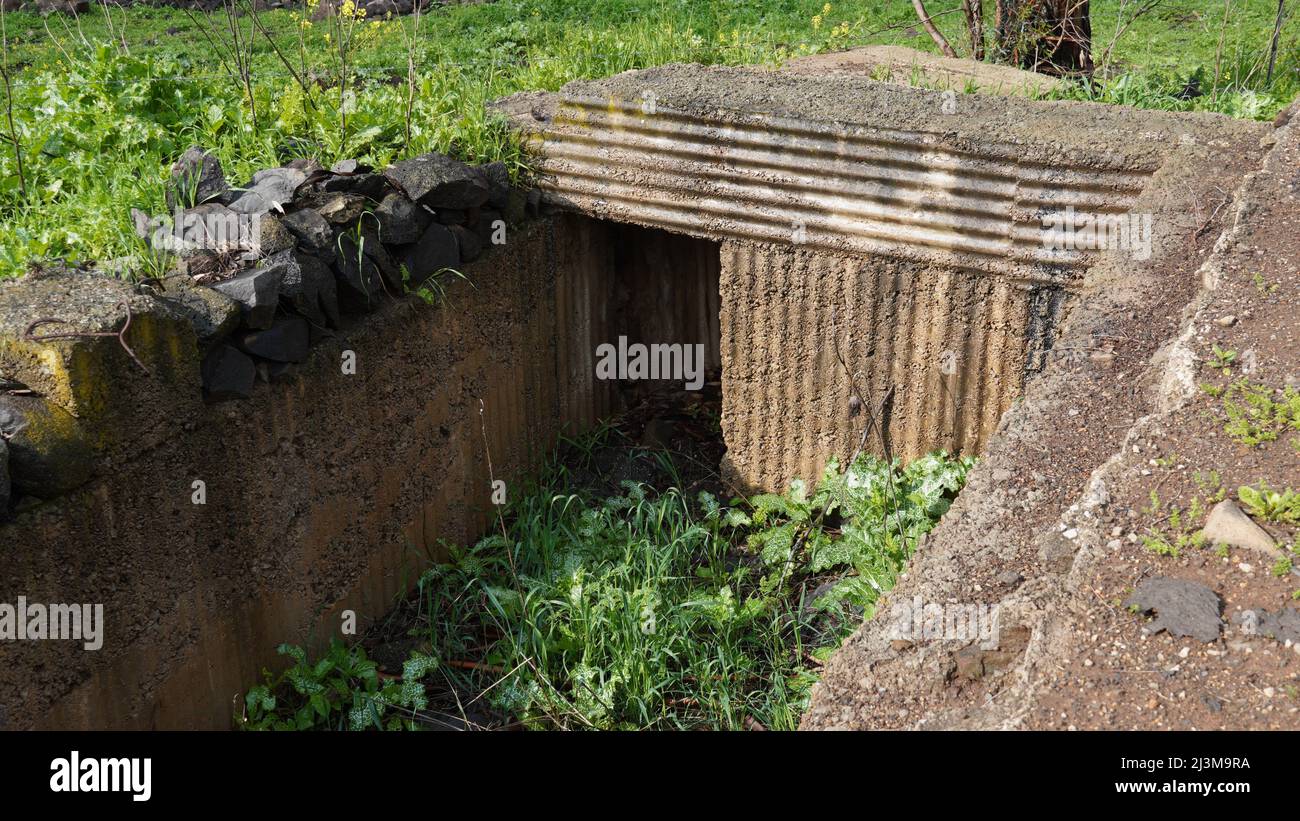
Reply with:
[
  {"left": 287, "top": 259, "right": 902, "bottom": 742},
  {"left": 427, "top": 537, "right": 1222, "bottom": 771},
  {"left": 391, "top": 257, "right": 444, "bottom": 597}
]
[{"left": 780, "top": 45, "right": 1066, "bottom": 98}]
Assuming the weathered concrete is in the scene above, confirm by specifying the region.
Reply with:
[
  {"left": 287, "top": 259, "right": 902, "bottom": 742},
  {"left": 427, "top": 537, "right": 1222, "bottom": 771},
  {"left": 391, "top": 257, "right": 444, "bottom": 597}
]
[
  {"left": 504, "top": 64, "right": 1268, "bottom": 491},
  {"left": 0, "top": 213, "right": 722, "bottom": 729},
  {"left": 780, "top": 45, "right": 1066, "bottom": 97},
  {"left": 719, "top": 244, "right": 1034, "bottom": 489}
]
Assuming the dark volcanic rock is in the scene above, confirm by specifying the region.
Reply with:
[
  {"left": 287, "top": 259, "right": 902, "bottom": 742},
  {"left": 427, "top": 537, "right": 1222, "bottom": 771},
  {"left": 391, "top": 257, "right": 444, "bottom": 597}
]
[
  {"left": 360, "top": 226, "right": 403, "bottom": 290},
  {"left": 449, "top": 224, "right": 482, "bottom": 263},
  {"left": 201, "top": 344, "right": 257, "bottom": 400},
  {"left": 310, "top": 192, "right": 368, "bottom": 226},
  {"left": 209, "top": 264, "right": 283, "bottom": 330},
  {"left": 334, "top": 234, "right": 387, "bottom": 310},
  {"left": 267, "top": 250, "right": 340, "bottom": 329},
  {"left": 374, "top": 192, "right": 429, "bottom": 244},
  {"left": 322, "top": 172, "right": 389, "bottom": 200},
  {"left": 384, "top": 153, "right": 489, "bottom": 209},
  {"left": 167, "top": 146, "right": 228, "bottom": 210},
  {"left": 1124, "top": 577, "right": 1223, "bottom": 642},
  {"left": 503, "top": 187, "right": 528, "bottom": 224},
  {"left": 480, "top": 161, "right": 511, "bottom": 210},
  {"left": 400, "top": 223, "right": 459, "bottom": 286},
  {"left": 252, "top": 213, "right": 297, "bottom": 257},
  {"left": 281, "top": 207, "right": 335, "bottom": 259},
  {"left": 475, "top": 209, "right": 504, "bottom": 246},
  {"left": 1236, "top": 606, "right": 1300, "bottom": 643},
  {"left": 238, "top": 316, "right": 310, "bottom": 363}
]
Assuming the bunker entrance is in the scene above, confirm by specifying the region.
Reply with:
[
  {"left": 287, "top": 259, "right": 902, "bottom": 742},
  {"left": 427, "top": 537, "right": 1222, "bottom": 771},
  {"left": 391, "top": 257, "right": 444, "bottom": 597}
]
[{"left": 585, "top": 222, "right": 726, "bottom": 489}]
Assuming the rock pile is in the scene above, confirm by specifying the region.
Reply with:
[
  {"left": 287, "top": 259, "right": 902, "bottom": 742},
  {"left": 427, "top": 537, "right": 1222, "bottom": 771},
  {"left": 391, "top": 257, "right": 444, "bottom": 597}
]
[{"left": 138, "top": 146, "right": 533, "bottom": 401}]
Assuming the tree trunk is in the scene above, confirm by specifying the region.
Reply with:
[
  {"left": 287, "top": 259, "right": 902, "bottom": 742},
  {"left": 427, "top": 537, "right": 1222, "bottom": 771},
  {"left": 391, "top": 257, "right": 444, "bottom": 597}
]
[{"left": 990, "top": 0, "right": 1092, "bottom": 76}]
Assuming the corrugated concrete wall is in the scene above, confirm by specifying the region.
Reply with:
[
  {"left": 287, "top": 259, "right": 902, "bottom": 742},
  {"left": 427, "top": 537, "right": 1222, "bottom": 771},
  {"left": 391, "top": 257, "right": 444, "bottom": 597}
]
[
  {"left": 501, "top": 65, "right": 1266, "bottom": 494},
  {"left": 719, "top": 242, "right": 1041, "bottom": 492},
  {"left": 0, "top": 213, "right": 717, "bottom": 730}
]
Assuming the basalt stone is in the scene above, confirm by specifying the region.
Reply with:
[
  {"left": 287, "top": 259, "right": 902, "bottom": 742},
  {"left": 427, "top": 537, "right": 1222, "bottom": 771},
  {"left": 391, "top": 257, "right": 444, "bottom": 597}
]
[
  {"left": 251, "top": 213, "right": 297, "bottom": 257},
  {"left": 227, "top": 166, "right": 308, "bottom": 215},
  {"left": 322, "top": 172, "right": 389, "bottom": 201},
  {"left": 480, "top": 161, "right": 511, "bottom": 210},
  {"left": 169, "top": 202, "right": 245, "bottom": 257},
  {"left": 269, "top": 250, "right": 340, "bottom": 329},
  {"left": 37, "top": 0, "right": 89, "bottom": 10},
  {"left": 0, "top": 394, "right": 96, "bottom": 498},
  {"left": 400, "top": 223, "right": 460, "bottom": 286},
  {"left": 311, "top": 192, "right": 368, "bottom": 226},
  {"left": 281, "top": 207, "right": 335, "bottom": 259},
  {"left": 449, "top": 224, "right": 482, "bottom": 263},
  {"left": 201, "top": 343, "right": 256, "bottom": 400},
  {"left": 167, "top": 146, "right": 227, "bottom": 210},
  {"left": 384, "top": 152, "right": 489, "bottom": 209},
  {"left": 210, "top": 264, "right": 283, "bottom": 330},
  {"left": 525, "top": 187, "right": 541, "bottom": 217},
  {"left": 359, "top": 226, "right": 404, "bottom": 290},
  {"left": 156, "top": 273, "right": 241, "bottom": 346},
  {"left": 334, "top": 235, "right": 387, "bottom": 311},
  {"left": 504, "top": 187, "right": 528, "bottom": 225},
  {"left": 374, "top": 192, "right": 429, "bottom": 244},
  {"left": 285, "top": 157, "right": 325, "bottom": 174},
  {"left": 238, "top": 316, "right": 309, "bottom": 363},
  {"left": 437, "top": 208, "right": 467, "bottom": 225},
  {"left": 1124, "top": 577, "right": 1222, "bottom": 643}
]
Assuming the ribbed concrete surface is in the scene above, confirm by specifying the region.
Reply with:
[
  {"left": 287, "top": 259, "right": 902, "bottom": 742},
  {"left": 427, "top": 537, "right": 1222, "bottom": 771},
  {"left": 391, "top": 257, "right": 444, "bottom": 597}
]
[
  {"left": 720, "top": 242, "right": 1043, "bottom": 491},
  {"left": 498, "top": 64, "right": 1259, "bottom": 489},
  {"left": 527, "top": 95, "right": 1150, "bottom": 287}
]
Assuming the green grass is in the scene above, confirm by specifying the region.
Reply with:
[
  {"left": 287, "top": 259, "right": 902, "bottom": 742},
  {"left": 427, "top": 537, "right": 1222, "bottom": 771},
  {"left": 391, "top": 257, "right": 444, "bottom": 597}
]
[
  {"left": 240, "top": 430, "right": 975, "bottom": 730},
  {"left": 0, "top": 0, "right": 1296, "bottom": 278}
]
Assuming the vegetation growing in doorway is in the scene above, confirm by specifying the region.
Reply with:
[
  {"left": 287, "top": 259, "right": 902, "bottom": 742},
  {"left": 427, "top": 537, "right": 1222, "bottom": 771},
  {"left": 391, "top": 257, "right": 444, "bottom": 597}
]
[{"left": 239, "top": 429, "right": 974, "bottom": 731}]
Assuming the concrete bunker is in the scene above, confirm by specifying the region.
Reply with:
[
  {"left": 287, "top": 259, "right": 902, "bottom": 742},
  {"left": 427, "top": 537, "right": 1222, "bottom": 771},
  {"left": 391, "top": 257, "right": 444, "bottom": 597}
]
[
  {"left": 0, "top": 61, "right": 1269, "bottom": 729},
  {"left": 498, "top": 64, "right": 1253, "bottom": 494}
]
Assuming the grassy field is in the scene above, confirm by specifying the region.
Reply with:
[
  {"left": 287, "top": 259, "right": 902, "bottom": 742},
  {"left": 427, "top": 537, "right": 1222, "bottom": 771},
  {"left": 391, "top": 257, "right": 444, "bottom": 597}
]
[{"left": 0, "top": 0, "right": 1296, "bottom": 277}]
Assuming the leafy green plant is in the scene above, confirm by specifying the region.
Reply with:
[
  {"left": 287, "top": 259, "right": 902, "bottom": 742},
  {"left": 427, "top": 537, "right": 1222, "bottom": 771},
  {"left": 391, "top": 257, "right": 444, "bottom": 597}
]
[
  {"left": 239, "top": 640, "right": 437, "bottom": 730},
  {"left": 1207, "top": 345, "right": 1237, "bottom": 374},
  {"left": 1238, "top": 482, "right": 1300, "bottom": 525},
  {"left": 1253, "top": 272, "right": 1279, "bottom": 295},
  {"left": 1141, "top": 476, "right": 1224, "bottom": 558},
  {"left": 401, "top": 263, "right": 470, "bottom": 307},
  {"left": 1215, "top": 380, "right": 1300, "bottom": 446}
]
